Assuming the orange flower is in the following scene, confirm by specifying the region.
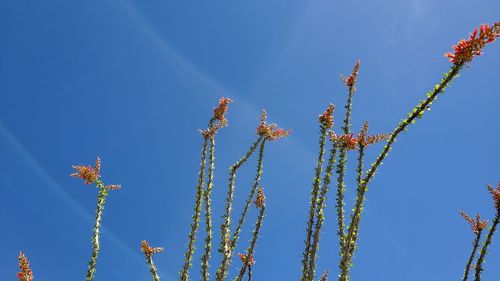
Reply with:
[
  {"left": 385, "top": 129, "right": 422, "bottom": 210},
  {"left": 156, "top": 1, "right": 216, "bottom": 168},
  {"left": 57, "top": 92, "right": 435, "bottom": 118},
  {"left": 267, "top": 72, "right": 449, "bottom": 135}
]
[
  {"left": 70, "top": 157, "right": 101, "bottom": 184},
  {"left": 356, "top": 121, "right": 389, "bottom": 147},
  {"left": 445, "top": 22, "right": 500, "bottom": 64},
  {"left": 487, "top": 182, "right": 500, "bottom": 210},
  {"left": 341, "top": 60, "right": 361, "bottom": 90},
  {"left": 238, "top": 253, "right": 256, "bottom": 265},
  {"left": 213, "top": 97, "right": 233, "bottom": 125},
  {"left": 200, "top": 97, "right": 233, "bottom": 139},
  {"left": 318, "top": 104, "right": 335, "bottom": 128},
  {"left": 141, "top": 240, "right": 164, "bottom": 258},
  {"left": 330, "top": 132, "right": 358, "bottom": 150},
  {"left": 256, "top": 110, "right": 290, "bottom": 141},
  {"left": 254, "top": 187, "right": 266, "bottom": 208},
  {"left": 460, "top": 211, "right": 488, "bottom": 234},
  {"left": 17, "top": 252, "right": 33, "bottom": 281}
]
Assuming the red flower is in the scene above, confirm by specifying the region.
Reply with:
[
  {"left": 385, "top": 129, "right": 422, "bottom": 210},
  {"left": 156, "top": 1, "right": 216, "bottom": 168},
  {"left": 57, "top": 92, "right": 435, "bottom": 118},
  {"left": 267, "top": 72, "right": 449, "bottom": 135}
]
[
  {"left": 318, "top": 104, "right": 335, "bottom": 128},
  {"left": 341, "top": 60, "right": 361, "bottom": 90},
  {"left": 445, "top": 22, "right": 500, "bottom": 64},
  {"left": 140, "top": 240, "right": 164, "bottom": 258},
  {"left": 256, "top": 110, "right": 290, "bottom": 141},
  {"left": 200, "top": 97, "right": 233, "bottom": 139},
  {"left": 356, "top": 121, "right": 389, "bottom": 147},
  {"left": 254, "top": 187, "right": 266, "bottom": 208},
  {"left": 330, "top": 132, "right": 358, "bottom": 150},
  {"left": 487, "top": 182, "right": 500, "bottom": 210},
  {"left": 17, "top": 252, "right": 33, "bottom": 281},
  {"left": 238, "top": 253, "right": 256, "bottom": 265},
  {"left": 460, "top": 211, "right": 488, "bottom": 234},
  {"left": 70, "top": 157, "right": 101, "bottom": 184},
  {"left": 213, "top": 97, "right": 233, "bottom": 125}
]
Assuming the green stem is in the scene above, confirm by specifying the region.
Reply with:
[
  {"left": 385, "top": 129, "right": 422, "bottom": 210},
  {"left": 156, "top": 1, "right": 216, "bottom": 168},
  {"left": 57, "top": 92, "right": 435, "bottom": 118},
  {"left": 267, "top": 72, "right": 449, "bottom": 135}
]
[
  {"left": 231, "top": 140, "right": 267, "bottom": 250},
  {"left": 343, "top": 87, "right": 355, "bottom": 135},
  {"left": 339, "top": 144, "right": 365, "bottom": 281},
  {"left": 319, "top": 270, "right": 329, "bottom": 281},
  {"left": 335, "top": 86, "right": 355, "bottom": 254},
  {"left": 361, "top": 64, "right": 462, "bottom": 189},
  {"left": 179, "top": 138, "right": 209, "bottom": 281},
  {"left": 216, "top": 137, "right": 263, "bottom": 281},
  {"left": 462, "top": 230, "right": 483, "bottom": 281},
  {"left": 201, "top": 136, "right": 216, "bottom": 281},
  {"left": 146, "top": 255, "right": 161, "bottom": 281},
  {"left": 235, "top": 205, "right": 266, "bottom": 281},
  {"left": 307, "top": 144, "right": 337, "bottom": 281},
  {"left": 474, "top": 211, "right": 500, "bottom": 281},
  {"left": 301, "top": 126, "right": 328, "bottom": 281},
  {"left": 86, "top": 182, "right": 109, "bottom": 281},
  {"left": 339, "top": 63, "right": 463, "bottom": 281}
]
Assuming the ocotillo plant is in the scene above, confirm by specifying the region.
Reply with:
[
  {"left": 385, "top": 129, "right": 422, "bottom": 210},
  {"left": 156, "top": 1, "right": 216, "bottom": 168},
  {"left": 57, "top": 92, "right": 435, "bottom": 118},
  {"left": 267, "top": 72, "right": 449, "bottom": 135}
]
[
  {"left": 12, "top": 22, "right": 499, "bottom": 281},
  {"left": 179, "top": 97, "right": 233, "bottom": 281},
  {"left": 216, "top": 109, "right": 289, "bottom": 281},
  {"left": 71, "top": 157, "right": 121, "bottom": 281},
  {"left": 300, "top": 22, "right": 500, "bottom": 281}
]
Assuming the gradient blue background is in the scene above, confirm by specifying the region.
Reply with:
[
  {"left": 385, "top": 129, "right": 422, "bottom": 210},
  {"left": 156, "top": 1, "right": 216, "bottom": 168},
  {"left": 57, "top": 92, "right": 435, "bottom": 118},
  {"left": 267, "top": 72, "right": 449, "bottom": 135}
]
[{"left": 1, "top": 1, "right": 499, "bottom": 280}]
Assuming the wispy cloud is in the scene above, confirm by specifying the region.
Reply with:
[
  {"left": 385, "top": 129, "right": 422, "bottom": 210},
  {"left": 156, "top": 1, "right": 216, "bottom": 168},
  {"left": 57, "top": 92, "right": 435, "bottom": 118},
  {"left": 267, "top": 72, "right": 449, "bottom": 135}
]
[
  {"left": 112, "top": 0, "right": 314, "bottom": 162},
  {"left": 113, "top": 0, "right": 231, "bottom": 98}
]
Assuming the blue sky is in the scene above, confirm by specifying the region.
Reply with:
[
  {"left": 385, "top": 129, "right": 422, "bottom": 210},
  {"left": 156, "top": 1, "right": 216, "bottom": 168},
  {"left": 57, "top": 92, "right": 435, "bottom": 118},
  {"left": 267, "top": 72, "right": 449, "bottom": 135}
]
[{"left": 1, "top": 1, "right": 499, "bottom": 280}]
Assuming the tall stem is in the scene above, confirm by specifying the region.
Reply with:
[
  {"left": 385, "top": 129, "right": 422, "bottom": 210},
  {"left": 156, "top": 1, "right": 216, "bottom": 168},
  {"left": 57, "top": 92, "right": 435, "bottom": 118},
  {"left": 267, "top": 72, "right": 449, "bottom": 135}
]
[
  {"left": 462, "top": 231, "right": 483, "bottom": 281},
  {"left": 86, "top": 183, "right": 108, "bottom": 281},
  {"left": 361, "top": 64, "right": 462, "bottom": 188},
  {"left": 339, "top": 144, "right": 365, "bottom": 280},
  {"left": 337, "top": 63, "right": 463, "bottom": 281},
  {"left": 216, "top": 137, "right": 263, "bottom": 281},
  {"left": 201, "top": 136, "right": 216, "bottom": 281},
  {"left": 301, "top": 125, "right": 328, "bottom": 281},
  {"left": 232, "top": 140, "right": 267, "bottom": 251},
  {"left": 235, "top": 205, "right": 266, "bottom": 281},
  {"left": 179, "top": 138, "right": 209, "bottom": 281},
  {"left": 146, "top": 255, "right": 161, "bottom": 281},
  {"left": 474, "top": 211, "right": 500, "bottom": 281},
  {"left": 307, "top": 144, "right": 337, "bottom": 280},
  {"left": 335, "top": 86, "right": 355, "bottom": 252}
]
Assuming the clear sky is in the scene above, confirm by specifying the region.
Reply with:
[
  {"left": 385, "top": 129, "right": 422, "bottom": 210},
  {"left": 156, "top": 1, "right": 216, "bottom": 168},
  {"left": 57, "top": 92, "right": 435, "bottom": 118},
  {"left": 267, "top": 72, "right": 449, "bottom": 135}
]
[{"left": 1, "top": 1, "right": 499, "bottom": 280}]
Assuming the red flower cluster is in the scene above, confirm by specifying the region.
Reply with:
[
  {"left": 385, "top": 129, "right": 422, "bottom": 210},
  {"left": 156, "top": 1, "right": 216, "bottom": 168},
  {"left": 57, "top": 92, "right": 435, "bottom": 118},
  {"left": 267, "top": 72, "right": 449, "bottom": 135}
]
[
  {"left": 17, "top": 252, "right": 33, "bottom": 281},
  {"left": 318, "top": 104, "right": 335, "bottom": 128},
  {"left": 356, "top": 121, "right": 389, "bottom": 147},
  {"left": 341, "top": 60, "right": 361, "bottom": 89},
  {"left": 213, "top": 97, "right": 233, "bottom": 125},
  {"left": 201, "top": 97, "right": 233, "bottom": 139},
  {"left": 487, "top": 182, "right": 500, "bottom": 210},
  {"left": 460, "top": 211, "right": 488, "bottom": 234},
  {"left": 71, "top": 157, "right": 121, "bottom": 190},
  {"left": 256, "top": 110, "right": 290, "bottom": 141},
  {"left": 71, "top": 157, "right": 101, "bottom": 184},
  {"left": 330, "top": 132, "right": 358, "bottom": 150},
  {"left": 330, "top": 122, "right": 389, "bottom": 150},
  {"left": 238, "top": 253, "right": 256, "bottom": 266},
  {"left": 254, "top": 187, "right": 266, "bottom": 208},
  {"left": 141, "top": 240, "right": 164, "bottom": 258},
  {"left": 445, "top": 22, "right": 500, "bottom": 64}
]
